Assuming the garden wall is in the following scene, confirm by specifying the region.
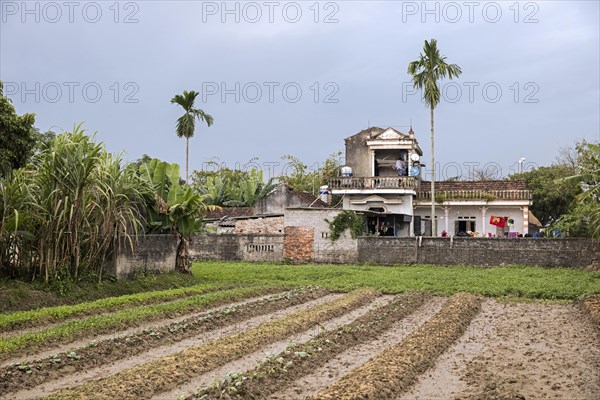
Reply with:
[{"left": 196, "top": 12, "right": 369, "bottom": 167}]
[
  {"left": 357, "top": 237, "right": 600, "bottom": 267},
  {"left": 189, "top": 234, "right": 284, "bottom": 262},
  {"left": 107, "top": 233, "right": 599, "bottom": 279},
  {"left": 107, "top": 235, "right": 179, "bottom": 279}
]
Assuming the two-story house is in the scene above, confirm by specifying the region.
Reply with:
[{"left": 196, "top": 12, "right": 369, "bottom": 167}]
[{"left": 329, "top": 127, "right": 534, "bottom": 237}]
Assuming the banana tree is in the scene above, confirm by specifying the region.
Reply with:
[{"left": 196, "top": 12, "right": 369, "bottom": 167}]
[
  {"left": 224, "top": 169, "right": 276, "bottom": 207},
  {"left": 140, "top": 159, "right": 216, "bottom": 273}
]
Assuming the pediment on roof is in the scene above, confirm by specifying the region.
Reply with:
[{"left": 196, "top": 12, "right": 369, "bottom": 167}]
[{"left": 373, "top": 128, "right": 406, "bottom": 140}]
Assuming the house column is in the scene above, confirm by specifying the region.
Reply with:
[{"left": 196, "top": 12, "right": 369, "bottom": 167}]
[
  {"left": 480, "top": 207, "right": 488, "bottom": 236},
  {"left": 521, "top": 206, "right": 529, "bottom": 235},
  {"left": 443, "top": 207, "right": 450, "bottom": 234},
  {"left": 370, "top": 150, "right": 375, "bottom": 177}
]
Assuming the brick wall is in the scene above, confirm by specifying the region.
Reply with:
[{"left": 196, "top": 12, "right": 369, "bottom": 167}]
[
  {"left": 283, "top": 226, "right": 314, "bottom": 263},
  {"left": 358, "top": 237, "right": 600, "bottom": 267},
  {"left": 285, "top": 208, "right": 358, "bottom": 263}
]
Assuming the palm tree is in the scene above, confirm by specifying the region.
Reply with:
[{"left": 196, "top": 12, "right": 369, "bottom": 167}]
[
  {"left": 408, "top": 39, "right": 462, "bottom": 236},
  {"left": 170, "top": 91, "right": 214, "bottom": 183}
]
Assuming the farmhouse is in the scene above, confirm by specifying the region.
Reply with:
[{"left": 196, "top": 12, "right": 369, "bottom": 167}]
[
  {"left": 204, "top": 184, "right": 327, "bottom": 234},
  {"left": 329, "top": 127, "right": 534, "bottom": 237}
]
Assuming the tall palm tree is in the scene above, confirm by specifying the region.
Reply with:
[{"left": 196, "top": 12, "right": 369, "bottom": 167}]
[
  {"left": 408, "top": 39, "right": 462, "bottom": 236},
  {"left": 170, "top": 91, "right": 214, "bottom": 183}
]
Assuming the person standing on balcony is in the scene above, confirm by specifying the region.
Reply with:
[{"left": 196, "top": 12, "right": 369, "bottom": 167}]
[{"left": 394, "top": 157, "right": 408, "bottom": 176}]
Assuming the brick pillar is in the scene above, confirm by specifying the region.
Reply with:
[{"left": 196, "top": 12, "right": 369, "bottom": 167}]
[{"left": 284, "top": 226, "right": 314, "bottom": 263}]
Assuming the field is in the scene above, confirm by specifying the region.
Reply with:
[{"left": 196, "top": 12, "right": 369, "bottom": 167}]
[{"left": 0, "top": 262, "right": 598, "bottom": 400}]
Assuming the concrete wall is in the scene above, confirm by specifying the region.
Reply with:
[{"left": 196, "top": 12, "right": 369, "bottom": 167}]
[
  {"left": 357, "top": 237, "right": 599, "bottom": 267},
  {"left": 189, "top": 234, "right": 284, "bottom": 262},
  {"left": 107, "top": 235, "right": 179, "bottom": 279},
  {"left": 233, "top": 216, "right": 284, "bottom": 235},
  {"left": 106, "top": 233, "right": 598, "bottom": 279},
  {"left": 344, "top": 129, "right": 372, "bottom": 177},
  {"left": 285, "top": 208, "right": 358, "bottom": 263}
]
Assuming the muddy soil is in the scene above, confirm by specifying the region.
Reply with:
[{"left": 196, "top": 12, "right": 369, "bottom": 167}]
[
  {"left": 400, "top": 300, "right": 600, "bottom": 400},
  {"left": 158, "top": 295, "right": 395, "bottom": 400},
  {"left": 270, "top": 296, "right": 447, "bottom": 400},
  {"left": 1, "top": 290, "right": 291, "bottom": 368}
]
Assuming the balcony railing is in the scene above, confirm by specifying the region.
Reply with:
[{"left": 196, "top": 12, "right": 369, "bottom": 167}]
[
  {"left": 329, "top": 176, "right": 418, "bottom": 190},
  {"left": 416, "top": 190, "right": 532, "bottom": 201}
]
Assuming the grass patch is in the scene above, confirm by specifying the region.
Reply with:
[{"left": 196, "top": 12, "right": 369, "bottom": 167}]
[
  {"left": 0, "top": 283, "right": 229, "bottom": 333},
  {"left": 193, "top": 261, "right": 600, "bottom": 300},
  {"left": 0, "top": 286, "right": 277, "bottom": 361}
]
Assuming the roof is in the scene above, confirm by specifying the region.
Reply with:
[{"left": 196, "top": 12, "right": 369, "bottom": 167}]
[
  {"left": 280, "top": 184, "right": 328, "bottom": 208},
  {"left": 345, "top": 126, "right": 408, "bottom": 141},
  {"left": 204, "top": 207, "right": 254, "bottom": 221},
  {"left": 416, "top": 180, "right": 531, "bottom": 201}
]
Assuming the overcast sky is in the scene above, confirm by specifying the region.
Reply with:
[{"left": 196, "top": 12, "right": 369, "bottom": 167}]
[{"left": 1, "top": 0, "right": 599, "bottom": 180}]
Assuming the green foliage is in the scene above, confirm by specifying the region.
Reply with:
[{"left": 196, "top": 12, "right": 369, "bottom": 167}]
[
  {"left": 192, "top": 160, "right": 277, "bottom": 207},
  {"left": 325, "top": 210, "right": 367, "bottom": 241},
  {"left": 140, "top": 158, "right": 208, "bottom": 236},
  {"left": 193, "top": 262, "right": 600, "bottom": 300},
  {"left": 511, "top": 164, "right": 581, "bottom": 226},
  {"left": 278, "top": 152, "right": 342, "bottom": 194},
  {"left": 0, "top": 125, "right": 147, "bottom": 282},
  {"left": 170, "top": 90, "right": 214, "bottom": 181},
  {"left": 223, "top": 169, "right": 277, "bottom": 207},
  {"left": 407, "top": 39, "right": 462, "bottom": 110},
  {"left": 550, "top": 141, "right": 600, "bottom": 238},
  {"left": 0, "top": 283, "right": 219, "bottom": 332},
  {"left": 0, "top": 286, "right": 271, "bottom": 359},
  {"left": 0, "top": 82, "right": 37, "bottom": 177},
  {"left": 434, "top": 192, "right": 497, "bottom": 203},
  {"left": 139, "top": 158, "right": 216, "bottom": 272}
]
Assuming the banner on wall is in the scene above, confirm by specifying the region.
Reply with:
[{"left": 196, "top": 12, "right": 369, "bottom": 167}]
[{"left": 489, "top": 216, "right": 507, "bottom": 228}]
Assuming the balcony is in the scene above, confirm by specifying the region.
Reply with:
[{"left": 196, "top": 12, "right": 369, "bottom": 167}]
[
  {"left": 416, "top": 189, "right": 532, "bottom": 202},
  {"left": 329, "top": 176, "right": 418, "bottom": 191}
]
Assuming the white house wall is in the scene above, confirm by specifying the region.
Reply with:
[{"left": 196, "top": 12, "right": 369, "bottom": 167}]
[{"left": 414, "top": 204, "right": 528, "bottom": 236}]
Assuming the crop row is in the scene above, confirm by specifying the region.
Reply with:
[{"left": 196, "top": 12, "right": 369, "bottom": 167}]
[
  {"left": 0, "top": 286, "right": 279, "bottom": 361},
  {"left": 0, "top": 286, "right": 329, "bottom": 397},
  {"left": 43, "top": 288, "right": 379, "bottom": 400},
  {"left": 0, "top": 283, "right": 230, "bottom": 333},
  {"left": 191, "top": 291, "right": 431, "bottom": 399},
  {"left": 581, "top": 294, "right": 600, "bottom": 326},
  {"left": 311, "top": 292, "right": 482, "bottom": 399}
]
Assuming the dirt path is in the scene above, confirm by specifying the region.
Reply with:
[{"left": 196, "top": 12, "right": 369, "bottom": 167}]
[
  {"left": 269, "top": 296, "right": 447, "bottom": 400},
  {"left": 4, "top": 294, "right": 344, "bottom": 400},
  {"left": 1, "top": 291, "right": 295, "bottom": 368},
  {"left": 399, "top": 300, "right": 600, "bottom": 400},
  {"left": 154, "top": 295, "right": 395, "bottom": 400}
]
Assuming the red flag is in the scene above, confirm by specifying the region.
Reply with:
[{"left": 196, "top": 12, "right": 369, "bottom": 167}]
[{"left": 490, "top": 216, "right": 507, "bottom": 228}]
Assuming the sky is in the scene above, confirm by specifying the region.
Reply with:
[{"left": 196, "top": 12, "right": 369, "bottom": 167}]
[{"left": 1, "top": 0, "right": 599, "bottom": 181}]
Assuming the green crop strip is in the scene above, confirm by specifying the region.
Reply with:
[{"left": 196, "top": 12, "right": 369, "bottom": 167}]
[
  {"left": 0, "top": 283, "right": 230, "bottom": 333},
  {"left": 193, "top": 261, "right": 600, "bottom": 300},
  {"left": 43, "top": 289, "right": 379, "bottom": 400},
  {"left": 0, "top": 286, "right": 277, "bottom": 361}
]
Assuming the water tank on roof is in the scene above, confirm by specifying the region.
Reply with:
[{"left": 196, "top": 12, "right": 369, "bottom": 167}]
[
  {"left": 319, "top": 185, "right": 329, "bottom": 204},
  {"left": 341, "top": 166, "right": 353, "bottom": 177}
]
